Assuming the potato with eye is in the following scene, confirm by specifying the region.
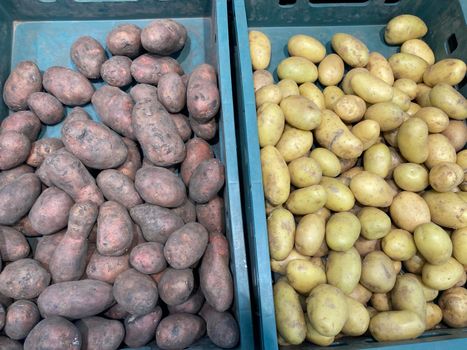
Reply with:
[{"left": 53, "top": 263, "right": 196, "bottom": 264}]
[
  {"left": 318, "top": 54, "right": 344, "bottom": 86},
  {"left": 332, "top": 33, "right": 369, "bottom": 67},
  {"left": 366, "top": 52, "right": 394, "bottom": 85},
  {"left": 429, "top": 162, "right": 464, "bottom": 192},
  {"left": 333, "top": 95, "right": 366, "bottom": 123}
]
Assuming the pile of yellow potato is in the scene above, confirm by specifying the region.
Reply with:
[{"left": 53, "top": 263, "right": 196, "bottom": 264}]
[{"left": 249, "top": 14, "right": 467, "bottom": 346}]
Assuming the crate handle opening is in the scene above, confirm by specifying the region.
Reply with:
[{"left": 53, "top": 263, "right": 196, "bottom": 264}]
[
  {"left": 278, "top": 0, "right": 297, "bottom": 7},
  {"left": 38, "top": 0, "right": 57, "bottom": 3},
  {"left": 384, "top": 0, "right": 400, "bottom": 4},
  {"left": 309, "top": 0, "right": 369, "bottom": 4},
  {"left": 445, "top": 33, "right": 458, "bottom": 54}
]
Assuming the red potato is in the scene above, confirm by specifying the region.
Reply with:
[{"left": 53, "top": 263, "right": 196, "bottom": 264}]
[
  {"left": 141, "top": 19, "right": 187, "bottom": 55},
  {"left": 43, "top": 66, "right": 94, "bottom": 106},
  {"left": 70, "top": 36, "right": 107, "bottom": 79},
  {"left": 106, "top": 24, "right": 142, "bottom": 58},
  {"left": 129, "top": 83, "right": 158, "bottom": 103},
  {"left": 113, "top": 268, "right": 159, "bottom": 316},
  {"left": 200, "top": 233, "right": 233, "bottom": 312},
  {"left": 196, "top": 196, "right": 225, "bottom": 234},
  {"left": 158, "top": 73, "right": 186, "bottom": 113},
  {"left": 124, "top": 306, "right": 163, "bottom": 347},
  {"left": 168, "top": 288, "right": 205, "bottom": 314},
  {"left": 0, "top": 303, "right": 4, "bottom": 330},
  {"left": 164, "top": 222, "right": 208, "bottom": 269},
  {"left": 0, "top": 259, "right": 50, "bottom": 299},
  {"left": 199, "top": 303, "right": 239, "bottom": 349},
  {"left": 37, "top": 149, "right": 104, "bottom": 205},
  {"left": 0, "top": 293, "right": 12, "bottom": 307},
  {"left": 0, "top": 164, "right": 33, "bottom": 190},
  {"left": 0, "top": 111, "right": 41, "bottom": 141},
  {"left": 67, "top": 106, "right": 91, "bottom": 122},
  {"left": 49, "top": 202, "right": 98, "bottom": 282},
  {"left": 181, "top": 137, "right": 214, "bottom": 185},
  {"left": 132, "top": 99, "right": 186, "bottom": 166},
  {"left": 0, "top": 131, "right": 31, "bottom": 170},
  {"left": 135, "top": 166, "right": 186, "bottom": 208},
  {"left": 187, "top": 64, "right": 220, "bottom": 123},
  {"left": 86, "top": 251, "right": 129, "bottom": 284},
  {"left": 101, "top": 55, "right": 133, "bottom": 87},
  {"left": 156, "top": 313, "right": 206, "bottom": 350},
  {"left": 4, "top": 300, "right": 41, "bottom": 340},
  {"left": 34, "top": 231, "right": 65, "bottom": 270},
  {"left": 130, "top": 242, "right": 166, "bottom": 274},
  {"left": 189, "top": 115, "right": 218, "bottom": 140},
  {"left": 13, "top": 215, "right": 41, "bottom": 237},
  {"left": 172, "top": 198, "right": 197, "bottom": 224},
  {"left": 103, "top": 303, "right": 129, "bottom": 320},
  {"left": 116, "top": 137, "right": 142, "bottom": 180},
  {"left": 92, "top": 85, "right": 135, "bottom": 139},
  {"left": 189, "top": 158, "right": 225, "bottom": 204},
  {"left": 188, "top": 63, "right": 217, "bottom": 84},
  {"left": 0, "top": 226, "right": 30, "bottom": 262},
  {"left": 182, "top": 73, "right": 190, "bottom": 86},
  {"left": 26, "top": 138, "right": 64, "bottom": 168},
  {"left": 131, "top": 54, "right": 183, "bottom": 85},
  {"left": 29, "top": 187, "right": 74, "bottom": 235},
  {"left": 0, "top": 336, "right": 22, "bottom": 350},
  {"left": 96, "top": 169, "right": 142, "bottom": 208},
  {"left": 75, "top": 316, "right": 125, "bottom": 350},
  {"left": 0, "top": 173, "right": 41, "bottom": 225},
  {"left": 171, "top": 113, "right": 192, "bottom": 141},
  {"left": 38, "top": 280, "right": 114, "bottom": 319},
  {"left": 24, "top": 316, "right": 81, "bottom": 350},
  {"left": 2, "top": 61, "right": 42, "bottom": 111},
  {"left": 97, "top": 201, "right": 134, "bottom": 256},
  {"left": 130, "top": 204, "right": 184, "bottom": 243},
  {"left": 158, "top": 268, "right": 194, "bottom": 306},
  {"left": 27, "top": 92, "right": 64, "bottom": 125}
]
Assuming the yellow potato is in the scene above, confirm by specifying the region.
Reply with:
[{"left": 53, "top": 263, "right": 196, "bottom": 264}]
[
  {"left": 307, "top": 284, "right": 349, "bottom": 337},
  {"left": 318, "top": 54, "right": 345, "bottom": 86},
  {"left": 389, "top": 191, "right": 431, "bottom": 232},
  {"left": 351, "top": 120, "right": 380, "bottom": 151},
  {"left": 333, "top": 94, "right": 366, "bottom": 123},
  {"left": 277, "top": 78, "right": 299, "bottom": 98},
  {"left": 274, "top": 279, "right": 306, "bottom": 344},
  {"left": 314, "top": 207, "right": 331, "bottom": 223},
  {"left": 341, "top": 67, "right": 368, "bottom": 95},
  {"left": 325, "top": 212, "right": 360, "bottom": 251},
  {"left": 309, "top": 148, "right": 341, "bottom": 177},
  {"left": 267, "top": 208, "right": 295, "bottom": 260},
  {"left": 404, "top": 252, "right": 426, "bottom": 274},
  {"left": 391, "top": 87, "right": 411, "bottom": 111},
  {"left": 363, "top": 143, "right": 391, "bottom": 178},
  {"left": 425, "top": 303, "right": 443, "bottom": 330},
  {"left": 360, "top": 251, "right": 397, "bottom": 293},
  {"left": 339, "top": 157, "right": 359, "bottom": 174},
  {"left": 350, "top": 171, "right": 396, "bottom": 207},
  {"left": 369, "top": 310, "right": 425, "bottom": 341},
  {"left": 393, "top": 78, "right": 418, "bottom": 100},
  {"left": 257, "top": 103, "right": 285, "bottom": 147},
  {"left": 389, "top": 53, "right": 429, "bottom": 82},
  {"left": 366, "top": 52, "right": 394, "bottom": 85},
  {"left": 391, "top": 274, "right": 426, "bottom": 321},
  {"left": 277, "top": 57, "right": 318, "bottom": 83},
  {"left": 260, "top": 146, "right": 290, "bottom": 206},
  {"left": 407, "top": 273, "right": 439, "bottom": 302},
  {"left": 323, "top": 85, "right": 345, "bottom": 109},
  {"left": 452, "top": 227, "right": 467, "bottom": 265},
  {"left": 342, "top": 297, "right": 370, "bottom": 336},
  {"left": 320, "top": 176, "right": 355, "bottom": 212},
  {"left": 288, "top": 34, "right": 326, "bottom": 63},
  {"left": 350, "top": 72, "right": 393, "bottom": 104},
  {"left": 423, "top": 59, "right": 466, "bottom": 86},
  {"left": 384, "top": 14, "right": 428, "bottom": 44},
  {"left": 429, "top": 83, "right": 467, "bottom": 120},
  {"left": 299, "top": 82, "right": 325, "bottom": 110},
  {"left": 393, "top": 163, "right": 428, "bottom": 192},
  {"left": 401, "top": 39, "right": 435, "bottom": 65},
  {"left": 276, "top": 126, "right": 313, "bottom": 162},
  {"left": 287, "top": 259, "right": 326, "bottom": 295},
  {"left": 305, "top": 317, "right": 334, "bottom": 346},
  {"left": 407, "top": 102, "right": 422, "bottom": 116},
  {"left": 387, "top": 147, "right": 405, "bottom": 176},
  {"left": 371, "top": 293, "right": 392, "bottom": 312},
  {"left": 414, "top": 222, "right": 452, "bottom": 266},
  {"left": 416, "top": 83, "right": 432, "bottom": 107},
  {"left": 280, "top": 95, "right": 321, "bottom": 131},
  {"left": 249, "top": 30, "right": 271, "bottom": 70},
  {"left": 295, "top": 213, "right": 325, "bottom": 256},
  {"left": 255, "top": 84, "right": 282, "bottom": 107},
  {"left": 338, "top": 166, "right": 363, "bottom": 186},
  {"left": 354, "top": 236, "right": 382, "bottom": 257},
  {"left": 326, "top": 247, "right": 361, "bottom": 294},
  {"left": 414, "top": 107, "right": 449, "bottom": 133},
  {"left": 422, "top": 257, "right": 465, "bottom": 290},
  {"left": 253, "top": 69, "right": 274, "bottom": 92},
  {"left": 288, "top": 157, "right": 322, "bottom": 188},
  {"left": 331, "top": 33, "right": 369, "bottom": 68},
  {"left": 271, "top": 249, "right": 311, "bottom": 274},
  {"left": 382, "top": 229, "right": 416, "bottom": 261},
  {"left": 438, "top": 287, "right": 467, "bottom": 328},
  {"left": 425, "top": 190, "right": 467, "bottom": 229},
  {"left": 286, "top": 185, "right": 327, "bottom": 215},
  {"left": 348, "top": 283, "right": 372, "bottom": 305},
  {"left": 429, "top": 162, "right": 464, "bottom": 192},
  {"left": 397, "top": 117, "right": 429, "bottom": 164},
  {"left": 425, "top": 134, "right": 457, "bottom": 169},
  {"left": 265, "top": 200, "right": 282, "bottom": 216},
  {"left": 364, "top": 102, "right": 407, "bottom": 131},
  {"left": 315, "top": 110, "right": 363, "bottom": 160},
  {"left": 367, "top": 306, "right": 378, "bottom": 319},
  {"left": 442, "top": 120, "right": 467, "bottom": 151}
]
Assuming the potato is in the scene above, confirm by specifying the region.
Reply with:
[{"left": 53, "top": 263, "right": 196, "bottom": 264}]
[
  {"left": 189, "top": 115, "right": 217, "bottom": 140},
  {"left": 286, "top": 185, "right": 327, "bottom": 216},
  {"left": 411, "top": 107, "right": 449, "bottom": 134},
  {"left": 363, "top": 143, "right": 391, "bottom": 178},
  {"left": 423, "top": 303, "right": 442, "bottom": 330},
  {"left": 33, "top": 231, "right": 64, "bottom": 270},
  {"left": 131, "top": 54, "right": 183, "bottom": 85},
  {"left": 341, "top": 67, "right": 368, "bottom": 95},
  {"left": 276, "top": 79, "right": 297, "bottom": 99},
  {"left": 423, "top": 191, "right": 467, "bottom": 229},
  {"left": 299, "top": 82, "right": 325, "bottom": 110},
  {"left": 180, "top": 138, "right": 213, "bottom": 185},
  {"left": 349, "top": 120, "right": 378, "bottom": 152},
  {"left": 293, "top": 214, "right": 324, "bottom": 256},
  {"left": 323, "top": 85, "right": 345, "bottom": 109},
  {"left": 371, "top": 292, "right": 392, "bottom": 311},
  {"left": 75, "top": 317, "right": 124, "bottom": 350},
  {"left": 0, "top": 111, "right": 41, "bottom": 143},
  {"left": 347, "top": 283, "right": 372, "bottom": 305},
  {"left": 86, "top": 251, "right": 129, "bottom": 283},
  {"left": 350, "top": 171, "right": 395, "bottom": 207},
  {"left": 96, "top": 169, "right": 142, "bottom": 209},
  {"left": 199, "top": 303, "right": 239, "bottom": 349},
  {"left": 255, "top": 103, "right": 284, "bottom": 148},
  {"left": 106, "top": 24, "right": 141, "bottom": 58},
  {"left": 0, "top": 259, "right": 49, "bottom": 299},
  {"left": 321, "top": 176, "right": 355, "bottom": 212},
  {"left": 331, "top": 33, "right": 369, "bottom": 67},
  {"left": 280, "top": 95, "right": 321, "bottom": 131},
  {"left": 24, "top": 316, "right": 81, "bottom": 350},
  {"left": 124, "top": 307, "right": 162, "bottom": 347},
  {"left": 0, "top": 131, "right": 31, "bottom": 170},
  {"left": 27, "top": 91, "right": 64, "bottom": 125},
  {"left": 308, "top": 148, "right": 340, "bottom": 178},
  {"left": 333, "top": 95, "right": 365, "bottom": 124},
  {"left": 286, "top": 157, "right": 321, "bottom": 190},
  {"left": 253, "top": 69, "right": 274, "bottom": 92},
  {"left": 168, "top": 288, "right": 205, "bottom": 314},
  {"left": 2, "top": 61, "right": 42, "bottom": 111},
  {"left": 393, "top": 78, "right": 417, "bottom": 100},
  {"left": 401, "top": 39, "right": 435, "bottom": 65},
  {"left": 426, "top": 136, "right": 457, "bottom": 171},
  {"left": 187, "top": 64, "right": 220, "bottom": 122},
  {"left": 155, "top": 72, "right": 186, "bottom": 113},
  {"left": 439, "top": 287, "right": 467, "bottom": 328},
  {"left": 278, "top": 57, "right": 318, "bottom": 83},
  {"left": 369, "top": 310, "right": 425, "bottom": 341},
  {"left": 158, "top": 268, "right": 194, "bottom": 306},
  {"left": 351, "top": 72, "right": 393, "bottom": 104},
  {"left": 424, "top": 59, "right": 466, "bottom": 86},
  {"left": 260, "top": 146, "right": 290, "bottom": 205},
  {"left": 416, "top": 83, "right": 432, "bottom": 107},
  {"left": 305, "top": 317, "right": 334, "bottom": 346},
  {"left": 354, "top": 236, "right": 381, "bottom": 258},
  {"left": 389, "top": 53, "right": 428, "bottom": 82},
  {"left": 189, "top": 158, "right": 224, "bottom": 204},
  {"left": 156, "top": 313, "right": 205, "bottom": 350},
  {"left": 385, "top": 14, "right": 427, "bottom": 44},
  {"left": 287, "top": 259, "right": 326, "bottom": 295},
  {"left": 274, "top": 279, "right": 306, "bottom": 344},
  {"left": 195, "top": 196, "right": 224, "bottom": 234},
  {"left": 326, "top": 248, "right": 361, "bottom": 294},
  {"left": 255, "top": 84, "right": 282, "bottom": 107},
  {"left": 442, "top": 120, "right": 467, "bottom": 151},
  {"left": 265, "top": 208, "right": 295, "bottom": 261},
  {"left": 390, "top": 191, "right": 431, "bottom": 232},
  {"left": 171, "top": 113, "right": 191, "bottom": 142},
  {"left": 429, "top": 162, "right": 463, "bottom": 192},
  {"left": 424, "top": 258, "right": 464, "bottom": 291},
  {"left": 361, "top": 251, "right": 396, "bottom": 293},
  {"left": 70, "top": 36, "right": 106, "bottom": 79},
  {"left": 3, "top": 300, "right": 39, "bottom": 340},
  {"left": 325, "top": 212, "right": 360, "bottom": 251},
  {"left": 100, "top": 55, "right": 133, "bottom": 87},
  {"left": 392, "top": 87, "right": 411, "bottom": 111},
  {"left": 29, "top": 187, "right": 74, "bottom": 235},
  {"left": 141, "top": 19, "right": 186, "bottom": 55},
  {"left": 382, "top": 228, "right": 416, "bottom": 261},
  {"left": 403, "top": 252, "right": 426, "bottom": 275},
  {"left": 452, "top": 227, "right": 467, "bottom": 265},
  {"left": 366, "top": 52, "right": 394, "bottom": 85},
  {"left": 129, "top": 83, "right": 157, "bottom": 102},
  {"left": 315, "top": 110, "right": 363, "bottom": 159},
  {"left": 429, "top": 83, "right": 467, "bottom": 120},
  {"left": 342, "top": 297, "right": 370, "bottom": 336},
  {"left": 407, "top": 102, "right": 422, "bottom": 116},
  {"left": 249, "top": 30, "right": 271, "bottom": 70},
  {"left": 318, "top": 54, "right": 344, "bottom": 86},
  {"left": 26, "top": 138, "right": 64, "bottom": 168},
  {"left": 397, "top": 117, "right": 429, "bottom": 164},
  {"left": 288, "top": 34, "right": 325, "bottom": 63},
  {"left": 391, "top": 274, "right": 426, "bottom": 321},
  {"left": 403, "top": 274, "right": 439, "bottom": 302},
  {"left": 364, "top": 102, "right": 407, "bottom": 132}
]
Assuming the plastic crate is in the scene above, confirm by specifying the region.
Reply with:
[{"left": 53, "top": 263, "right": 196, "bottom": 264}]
[
  {"left": 231, "top": 0, "right": 467, "bottom": 349},
  {"left": 0, "top": 1, "right": 254, "bottom": 349}
]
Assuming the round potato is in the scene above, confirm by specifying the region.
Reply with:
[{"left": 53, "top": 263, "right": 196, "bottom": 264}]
[
  {"left": 331, "top": 33, "right": 369, "bottom": 67},
  {"left": 393, "top": 163, "right": 428, "bottom": 192},
  {"left": 350, "top": 171, "right": 396, "bottom": 207},
  {"left": 326, "top": 247, "right": 361, "bottom": 294},
  {"left": 277, "top": 57, "right": 318, "bottom": 83},
  {"left": 305, "top": 317, "right": 334, "bottom": 346},
  {"left": 366, "top": 52, "right": 394, "bottom": 85},
  {"left": 438, "top": 287, "right": 467, "bottom": 328},
  {"left": 442, "top": 120, "right": 467, "bottom": 151},
  {"left": 326, "top": 212, "right": 360, "bottom": 251},
  {"left": 323, "top": 86, "right": 345, "bottom": 109},
  {"left": 320, "top": 176, "right": 355, "bottom": 212},
  {"left": 260, "top": 146, "right": 290, "bottom": 206},
  {"left": 389, "top": 191, "right": 431, "bottom": 232},
  {"left": 267, "top": 208, "right": 295, "bottom": 261},
  {"left": 249, "top": 30, "right": 271, "bottom": 70},
  {"left": 342, "top": 297, "right": 370, "bottom": 336},
  {"left": 382, "top": 229, "right": 416, "bottom": 261},
  {"left": 397, "top": 117, "right": 429, "bottom": 164},
  {"left": 141, "top": 19, "right": 187, "bottom": 56},
  {"left": 4, "top": 300, "right": 40, "bottom": 340},
  {"left": 364, "top": 102, "right": 407, "bottom": 132},
  {"left": 287, "top": 259, "right": 326, "bottom": 295},
  {"left": 425, "top": 303, "right": 443, "bottom": 330},
  {"left": 255, "top": 84, "right": 282, "bottom": 107},
  {"left": 334, "top": 94, "right": 366, "bottom": 123},
  {"left": 288, "top": 34, "right": 326, "bottom": 63},
  {"left": 277, "top": 79, "right": 299, "bottom": 98},
  {"left": 294, "top": 214, "right": 325, "bottom": 257},
  {"left": 280, "top": 95, "right": 321, "bottom": 131},
  {"left": 318, "top": 54, "right": 344, "bottom": 86},
  {"left": 401, "top": 39, "right": 435, "bottom": 65},
  {"left": 423, "top": 58, "right": 466, "bottom": 86},
  {"left": 360, "top": 251, "right": 397, "bottom": 293},
  {"left": 384, "top": 14, "right": 428, "bottom": 44},
  {"left": 389, "top": 53, "right": 429, "bottom": 82},
  {"left": 414, "top": 222, "right": 452, "bottom": 266},
  {"left": 288, "top": 157, "right": 322, "bottom": 188},
  {"left": 24, "top": 316, "right": 81, "bottom": 350},
  {"left": 276, "top": 126, "right": 313, "bottom": 162},
  {"left": 429, "top": 162, "right": 463, "bottom": 192},
  {"left": 422, "top": 257, "right": 465, "bottom": 291}
]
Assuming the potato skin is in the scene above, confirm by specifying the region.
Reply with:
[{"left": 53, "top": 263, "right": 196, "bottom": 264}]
[
  {"left": 27, "top": 138, "right": 64, "bottom": 168},
  {"left": 33, "top": 231, "right": 64, "bottom": 270},
  {"left": 0, "top": 131, "right": 31, "bottom": 170},
  {"left": 370, "top": 310, "right": 425, "bottom": 341},
  {"left": 172, "top": 199, "right": 197, "bottom": 224},
  {"left": 156, "top": 313, "right": 206, "bottom": 350},
  {"left": 0, "top": 165, "right": 33, "bottom": 191},
  {"left": 0, "top": 259, "right": 50, "bottom": 299},
  {"left": 116, "top": 138, "right": 142, "bottom": 180},
  {"left": 3, "top": 61, "right": 42, "bottom": 111},
  {"left": 100, "top": 56, "right": 133, "bottom": 87},
  {"left": 158, "top": 268, "right": 194, "bottom": 306},
  {"left": 96, "top": 169, "right": 142, "bottom": 208},
  {"left": 124, "top": 306, "right": 163, "bottom": 347},
  {"left": 189, "top": 116, "right": 218, "bottom": 141},
  {"left": 0, "top": 111, "right": 41, "bottom": 142},
  {"left": 0, "top": 226, "right": 30, "bottom": 262},
  {"left": 129, "top": 83, "right": 158, "bottom": 103},
  {"left": 131, "top": 54, "right": 183, "bottom": 85},
  {"left": 189, "top": 159, "right": 225, "bottom": 204},
  {"left": 200, "top": 303, "right": 239, "bottom": 349},
  {"left": 24, "top": 316, "right": 81, "bottom": 350},
  {"left": 86, "top": 251, "right": 129, "bottom": 284},
  {"left": 76, "top": 316, "right": 124, "bottom": 350},
  {"left": 141, "top": 19, "right": 187, "bottom": 55},
  {"left": 97, "top": 201, "right": 133, "bottom": 256},
  {"left": 70, "top": 36, "right": 106, "bottom": 79},
  {"left": 130, "top": 242, "right": 166, "bottom": 274},
  {"left": 27, "top": 92, "right": 64, "bottom": 125},
  {"left": 187, "top": 64, "right": 220, "bottom": 123},
  {"left": 4, "top": 300, "right": 40, "bottom": 340},
  {"left": 106, "top": 24, "right": 142, "bottom": 58},
  {"left": 0, "top": 336, "right": 22, "bottom": 350},
  {"left": 439, "top": 287, "right": 467, "bottom": 328},
  {"left": 158, "top": 72, "right": 186, "bottom": 113},
  {"left": 196, "top": 196, "right": 225, "bottom": 234},
  {"left": 171, "top": 113, "right": 192, "bottom": 141},
  {"left": 181, "top": 137, "right": 213, "bottom": 185},
  {"left": 168, "top": 288, "right": 205, "bottom": 314},
  {"left": 103, "top": 303, "right": 129, "bottom": 320}
]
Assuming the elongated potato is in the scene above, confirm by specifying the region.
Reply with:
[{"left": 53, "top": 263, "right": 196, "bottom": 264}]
[
  {"left": 288, "top": 34, "right": 326, "bottom": 63},
  {"left": 280, "top": 95, "right": 321, "bottom": 131},
  {"left": 401, "top": 39, "right": 435, "bottom": 65},
  {"left": 366, "top": 52, "right": 394, "bottom": 85},
  {"left": 391, "top": 275, "right": 426, "bottom": 321},
  {"left": 429, "top": 83, "right": 467, "bottom": 120},
  {"left": 187, "top": 64, "right": 220, "bottom": 123},
  {"left": 131, "top": 54, "right": 183, "bottom": 85},
  {"left": 249, "top": 30, "right": 271, "bottom": 70},
  {"left": 294, "top": 214, "right": 325, "bottom": 256},
  {"left": 277, "top": 57, "right": 318, "bottom": 83},
  {"left": 327, "top": 248, "right": 361, "bottom": 294},
  {"left": 385, "top": 14, "right": 428, "bottom": 44},
  {"left": 267, "top": 208, "right": 295, "bottom": 261},
  {"left": 422, "top": 258, "right": 464, "bottom": 291},
  {"left": 24, "top": 316, "right": 81, "bottom": 350},
  {"left": 286, "top": 185, "right": 327, "bottom": 215},
  {"left": 423, "top": 191, "right": 467, "bottom": 229},
  {"left": 96, "top": 169, "right": 142, "bottom": 208},
  {"left": 351, "top": 72, "right": 393, "bottom": 104},
  {"left": 350, "top": 171, "right": 395, "bottom": 207},
  {"left": 189, "top": 158, "right": 224, "bottom": 204},
  {"left": 3, "top": 61, "right": 42, "bottom": 111},
  {"left": 423, "top": 59, "right": 466, "bottom": 86},
  {"left": 318, "top": 54, "right": 344, "bottom": 86},
  {"left": 331, "top": 33, "right": 369, "bottom": 67},
  {"left": 261, "top": 146, "right": 290, "bottom": 206},
  {"left": 370, "top": 310, "right": 425, "bottom": 341},
  {"left": 124, "top": 307, "right": 163, "bottom": 347},
  {"left": 86, "top": 251, "right": 130, "bottom": 283},
  {"left": 389, "top": 53, "right": 429, "bottom": 82},
  {"left": 397, "top": 117, "right": 428, "bottom": 164}
]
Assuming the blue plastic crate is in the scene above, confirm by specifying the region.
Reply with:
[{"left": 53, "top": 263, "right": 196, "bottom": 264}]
[
  {"left": 0, "top": 1, "right": 253, "bottom": 349},
  {"left": 232, "top": 0, "right": 467, "bottom": 349}
]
